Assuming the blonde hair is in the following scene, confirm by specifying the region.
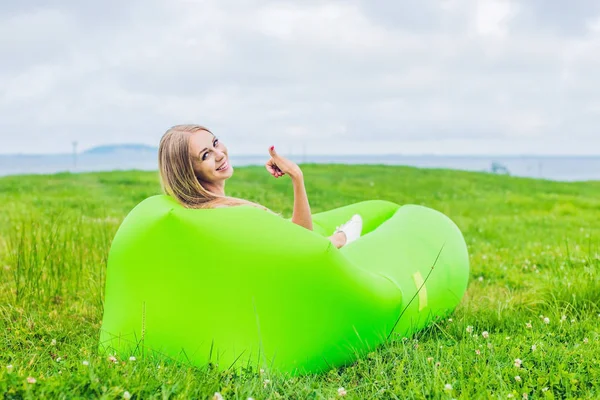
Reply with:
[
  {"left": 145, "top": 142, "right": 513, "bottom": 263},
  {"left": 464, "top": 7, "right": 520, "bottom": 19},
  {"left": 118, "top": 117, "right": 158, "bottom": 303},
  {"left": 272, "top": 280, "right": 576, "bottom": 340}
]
[{"left": 158, "top": 124, "right": 272, "bottom": 211}]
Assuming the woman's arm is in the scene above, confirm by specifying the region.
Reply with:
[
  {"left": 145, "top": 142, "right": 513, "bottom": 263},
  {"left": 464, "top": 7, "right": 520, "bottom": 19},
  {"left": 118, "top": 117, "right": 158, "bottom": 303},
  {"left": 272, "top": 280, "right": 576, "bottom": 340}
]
[
  {"left": 290, "top": 175, "right": 313, "bottom": 231},
  {"left": 264, "top": 146, "right": 313, "bottom": 231}
]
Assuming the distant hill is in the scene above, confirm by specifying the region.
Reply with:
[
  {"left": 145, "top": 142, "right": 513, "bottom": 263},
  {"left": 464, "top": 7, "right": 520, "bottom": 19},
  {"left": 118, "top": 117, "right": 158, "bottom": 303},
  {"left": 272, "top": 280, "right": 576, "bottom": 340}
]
[{"left": 83, "top": 144, "right": 158, "bottom": 155}]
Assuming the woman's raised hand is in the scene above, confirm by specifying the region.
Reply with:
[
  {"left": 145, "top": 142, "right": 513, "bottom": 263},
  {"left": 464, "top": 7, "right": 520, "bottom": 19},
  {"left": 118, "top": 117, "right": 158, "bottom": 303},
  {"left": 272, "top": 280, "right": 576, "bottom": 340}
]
[{"left": 265, "top": 146, "right": 303, "bottom": 180}]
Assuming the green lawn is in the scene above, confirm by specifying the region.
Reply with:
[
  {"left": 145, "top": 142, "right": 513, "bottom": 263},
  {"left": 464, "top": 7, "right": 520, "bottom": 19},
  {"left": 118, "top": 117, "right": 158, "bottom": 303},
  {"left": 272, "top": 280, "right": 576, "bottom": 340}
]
[{"left": 1, "top": 165, "right": 599, "bottom": 399}]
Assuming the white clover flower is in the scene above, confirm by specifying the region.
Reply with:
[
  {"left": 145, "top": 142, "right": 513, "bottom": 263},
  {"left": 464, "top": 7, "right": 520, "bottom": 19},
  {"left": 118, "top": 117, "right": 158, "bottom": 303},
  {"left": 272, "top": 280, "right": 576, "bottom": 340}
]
[
  {"left": 444, "top": 384, "right": 452, "bottom": 391},
  {"left": 482, "top": 331, "right": 489, "bottom": 339},
  {"left": 478, "top": 276, "right": 484, "bottom": 282},
  {"left": 427, "top": 357, "right": 433, "bottom": 362},
  {"left": 82, "top": 360, "right": 89, "bottom": 366},
  {"left": 542, "top": 387, "right": 549, "bottom": 392},
  {"left": 448, "top": 318, "right": 453, "bottom": 322},
  {"left": 337, "top": 387, "right": 347, "bottom": 397},
  {"left": 525, "top": 321, "right": 532, "bottom": 329},
  {"left": 515, "top": 376, "right": 521, "bottom": 382},
  {"left": 507, "top": 394, "right": 514, "bottom": 398},
  {"left": 129, "top": 356, "right": 136, "bottom": 361},
  {"left": 514, "top": 358, "right": 522, "bottom": 368},
  {"left": 560, "top": 315, "right": 567, "bottom": 322},
  {"left": 123, "top": 391, "right": 131, "bottom": 400},
  {"left": 466, "top": 326, "right": 473, "bottom": 334},
  {"left": 263, "top": 379, "right": 270, "bottom": 388},
  {"left": 27, "top": 376, "right": 36, "bottom": 384},
  {"left": 108, "top": 355, "right": 118, "bottom": 363},
  {"left": 475, "top": 349, "right": 481, "bottom": 355},
  {"left": 531, "top": 345, "right": 536, "bottom": 352},
  {"left": 56, "top": 357, "right": 61, "bottom": 362},
  {"left": 523, "top": 394, "right": 528, "bottom": 399},
  {"left": 51, "top": 339, "right": 57, "bottom": 346},
  {"left": 259, "top": 368, "right": 265, "bottom": 375},
  {"left": 212, "top": 393, "right": 223, "bottom": 400},
  {"left": 543, "top": 317, "right": 550, "bottom": 324},
  {"left": 583, "top": 338, "right": 589, "bottom": 344}
]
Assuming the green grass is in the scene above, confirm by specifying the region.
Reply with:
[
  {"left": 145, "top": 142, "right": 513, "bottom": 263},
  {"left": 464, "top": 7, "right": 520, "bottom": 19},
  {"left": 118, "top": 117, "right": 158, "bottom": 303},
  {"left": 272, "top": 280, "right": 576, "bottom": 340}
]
[{"left": 1, "top": 165, "right": 599, "bottom": 399}]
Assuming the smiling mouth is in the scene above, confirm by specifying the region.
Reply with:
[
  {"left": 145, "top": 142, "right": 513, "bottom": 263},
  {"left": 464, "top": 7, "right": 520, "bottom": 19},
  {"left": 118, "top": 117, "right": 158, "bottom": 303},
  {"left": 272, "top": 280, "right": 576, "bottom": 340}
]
[{"left": 216, "top": 160, "right": 229, "bottom": 171}]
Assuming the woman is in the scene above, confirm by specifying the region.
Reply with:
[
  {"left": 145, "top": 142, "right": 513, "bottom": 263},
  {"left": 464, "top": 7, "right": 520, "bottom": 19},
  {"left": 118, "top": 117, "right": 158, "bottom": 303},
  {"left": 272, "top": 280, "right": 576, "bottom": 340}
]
[{"left": 158, "top": 124, "right": 362, "bottom": 248}]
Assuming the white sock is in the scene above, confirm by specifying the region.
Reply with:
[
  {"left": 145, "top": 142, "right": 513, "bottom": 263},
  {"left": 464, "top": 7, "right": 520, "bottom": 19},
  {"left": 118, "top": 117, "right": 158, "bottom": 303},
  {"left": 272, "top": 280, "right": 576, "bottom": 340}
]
[{"left": 335, "top": 214, "right": 363, "bottom": 245}]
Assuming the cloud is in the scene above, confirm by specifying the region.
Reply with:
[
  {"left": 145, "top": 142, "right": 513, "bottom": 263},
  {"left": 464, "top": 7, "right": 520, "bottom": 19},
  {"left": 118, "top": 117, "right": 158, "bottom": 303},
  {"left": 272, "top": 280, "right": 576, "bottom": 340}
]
[{"left": 0, "top": 0, "right": 599, "bottom": 154}]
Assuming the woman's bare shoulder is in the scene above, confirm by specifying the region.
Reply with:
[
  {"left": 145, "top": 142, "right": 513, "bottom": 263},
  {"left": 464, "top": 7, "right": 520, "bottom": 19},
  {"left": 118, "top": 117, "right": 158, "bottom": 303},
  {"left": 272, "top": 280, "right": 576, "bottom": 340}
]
[{"left": 212, "top": 203, "right": 280, "bottom": 216}]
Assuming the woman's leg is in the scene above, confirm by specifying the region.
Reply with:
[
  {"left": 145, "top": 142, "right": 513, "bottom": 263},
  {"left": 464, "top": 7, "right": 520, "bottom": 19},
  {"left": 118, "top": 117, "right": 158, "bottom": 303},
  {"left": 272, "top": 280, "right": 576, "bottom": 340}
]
[
  {"left": 312, "top": 200, "right": 400, "bottom": 238},
  {"left": 327, "top": 232, "right": 346, "bottom": 249}
]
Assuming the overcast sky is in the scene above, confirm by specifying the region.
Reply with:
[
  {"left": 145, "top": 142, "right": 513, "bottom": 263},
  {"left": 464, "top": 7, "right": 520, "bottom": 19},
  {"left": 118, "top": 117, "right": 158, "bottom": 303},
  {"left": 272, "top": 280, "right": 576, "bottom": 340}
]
[{"left": 1, "top": 0, "right": 599, "bottom": 155}]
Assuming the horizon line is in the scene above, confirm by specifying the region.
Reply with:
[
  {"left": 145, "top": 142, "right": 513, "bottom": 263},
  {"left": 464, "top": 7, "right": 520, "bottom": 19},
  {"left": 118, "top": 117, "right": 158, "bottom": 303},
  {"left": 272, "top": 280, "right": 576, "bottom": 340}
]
[{"left": 1, "top": 152, "right": 600, "bottom": 158}]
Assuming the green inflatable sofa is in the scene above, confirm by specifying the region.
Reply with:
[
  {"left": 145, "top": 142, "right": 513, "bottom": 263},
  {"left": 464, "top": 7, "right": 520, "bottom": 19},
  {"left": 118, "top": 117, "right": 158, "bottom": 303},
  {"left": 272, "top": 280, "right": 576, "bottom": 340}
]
[{"left": 99, "top": 195, "right": 469, "bottom": 375}]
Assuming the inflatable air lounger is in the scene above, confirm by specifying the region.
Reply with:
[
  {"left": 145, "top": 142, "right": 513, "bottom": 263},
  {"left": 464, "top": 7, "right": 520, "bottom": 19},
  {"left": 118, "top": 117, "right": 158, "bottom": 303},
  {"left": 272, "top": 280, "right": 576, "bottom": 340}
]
[{"left": 99, "top": 195, "right": 469, "bottom": 375}]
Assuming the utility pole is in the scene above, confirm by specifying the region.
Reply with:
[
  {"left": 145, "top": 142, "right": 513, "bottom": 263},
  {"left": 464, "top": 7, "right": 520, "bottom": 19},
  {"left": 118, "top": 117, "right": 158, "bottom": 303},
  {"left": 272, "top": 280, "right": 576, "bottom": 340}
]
[{"left": 72, "top": 141, "right": 78, "bottom": 171}]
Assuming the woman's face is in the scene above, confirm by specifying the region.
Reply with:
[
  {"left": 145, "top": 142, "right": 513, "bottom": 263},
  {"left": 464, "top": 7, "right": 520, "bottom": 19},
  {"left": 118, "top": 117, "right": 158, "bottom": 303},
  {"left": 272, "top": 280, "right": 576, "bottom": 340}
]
[{"left": 188, "top": 129, "right": 234, "bottom": 184}]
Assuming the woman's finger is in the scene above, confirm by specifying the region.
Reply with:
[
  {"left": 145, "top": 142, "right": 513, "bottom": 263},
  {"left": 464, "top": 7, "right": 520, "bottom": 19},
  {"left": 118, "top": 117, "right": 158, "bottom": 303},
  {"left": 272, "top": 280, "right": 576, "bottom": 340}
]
[
  {"left": 266, "top": 158, "right": 278, "bottom": 171},
  {"left": 269, "top": 146, "right": 286, "bottom": 167}
]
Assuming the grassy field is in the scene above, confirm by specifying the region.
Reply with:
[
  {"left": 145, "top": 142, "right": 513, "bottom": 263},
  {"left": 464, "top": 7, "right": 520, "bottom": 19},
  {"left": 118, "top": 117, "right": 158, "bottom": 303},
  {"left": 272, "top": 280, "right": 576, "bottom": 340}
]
[{"left": 0, "top": 164, "right": 599, "bottom": 399}]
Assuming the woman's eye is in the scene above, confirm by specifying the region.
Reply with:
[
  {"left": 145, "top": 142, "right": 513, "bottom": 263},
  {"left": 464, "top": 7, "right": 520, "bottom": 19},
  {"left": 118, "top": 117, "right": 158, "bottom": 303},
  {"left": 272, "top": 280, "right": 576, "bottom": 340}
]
[{"left": 200, "top": 139, "right": 219, "bottom": 161}]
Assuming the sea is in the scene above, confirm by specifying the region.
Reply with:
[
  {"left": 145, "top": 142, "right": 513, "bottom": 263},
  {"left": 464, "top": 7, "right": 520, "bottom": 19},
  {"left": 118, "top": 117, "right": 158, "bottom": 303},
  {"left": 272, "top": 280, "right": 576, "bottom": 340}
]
[{"left": 0, "top": 152, "right": 598, "bottom": 182}]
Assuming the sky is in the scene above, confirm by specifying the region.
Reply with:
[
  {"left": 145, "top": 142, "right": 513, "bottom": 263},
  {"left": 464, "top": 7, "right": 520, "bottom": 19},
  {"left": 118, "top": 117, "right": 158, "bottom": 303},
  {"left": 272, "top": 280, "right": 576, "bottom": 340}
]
[{"left": 1, "top": 0, "right": 599, "bottom": 155}]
